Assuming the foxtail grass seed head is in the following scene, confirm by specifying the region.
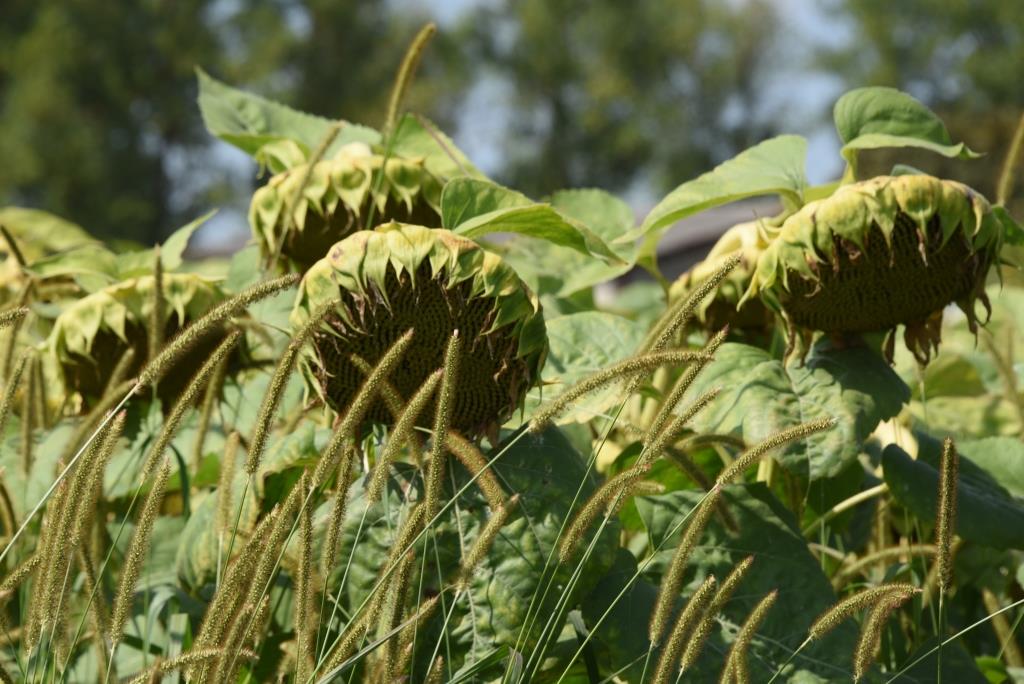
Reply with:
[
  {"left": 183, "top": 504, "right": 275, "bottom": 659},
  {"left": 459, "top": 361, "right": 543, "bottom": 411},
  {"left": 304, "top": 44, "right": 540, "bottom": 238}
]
[
  {"left": 368, "top": 368, "right": 442, "bottom": 502},
  {"left": 385, "top": 23, "right": 437, "bottom": 135},
  {"left": 0, "top": 553, "right": 39, "bottom": 597},
  {"left": 446, "top": 431, "right": 506, "bottom": 510},
  {"left": 426, "top": 331, "right": 461, "bottom": 516},
  {"left": 351, "top": 352, "right": 410, "bottom": 427},
  {"left": 853, "top": 591, "right": 916, "bottom": 681},
  {"left": 681, "top": 555, "right": 755, "bottom": 672},
  {"left": 716, "top": 417, "right": 836, "bottom": 486},
  {"left": 642, "top": 253, "right": 742, "bottom": 357},
  {"left": 530, "top": 350, "right": 710, "bottom": 432},
  {"left": 195, "top": 508, "right": 280, "bottom": 657},
  {"left": 459, "top": 494, "right": 518, "bottom": 590},
  {"left": 936, "top": 437, "right": 959, "bottom": 593},
  {"left": 126, "top": 649, "right": 226, "bottom": 684},
  {"left": 808, "top": 583, "right": 920, "bottom": 641},
  {"left": 138, "top": 273, "right": 297, "bottom": 388},
  {"left": 560, "top": 464, "right": 649, "bottom": 562},
  {"left": 650, "top": 488, "right": 721, "bottom": 645},
  {"left": 642, "top": 328, "right": 727, "bottom": 449},
  {"left": 426, "top": 655, "right": 445, "bottom": 684},
  {"left": 216, "top": 432, "right": 241, "bottom": 536},
  {"left": 140, "top": 329, "right": 242, "bottom": 481},
  {"left": 0, "top": 292, "right": 29, "bottom": 385},
  {"left": 380, "top": 550, "right": 417, "bottom": 678},
  {"left": 245, "top": 299, "right": 335, "bottom": 474},
  {"left": 641, "top": 387, "right": 722, "bottom": 468},
  {"left": 721, "top": 589, "right": 778, "bottom": 684},
  {"left": 328, "top": 329, "right": 415, "bottom": 460},
  {"left": 310, "top": 329, "right": 416, "bottom": 489},
  {"left": 653, "top": 574, "right": 718, "bottom": 684},
  {"left": 148, "top": 246, "right": 164, "bottom": 361},
  {"left": 0, "top": 307, "right": 28, "bottom": 331},
  {"left": 295, "top": 475, "right": 315, "bottom": 682},
  {"left": 321, "top": 447, "right": 357, "bottom": 577},
  {"left": 112, "top": 458, "right": 172, "bottom": 644},
  {"left": 190, "top": 351, "right": 228, "bottom": 473},
  {"left": 0, "top": 351, "right": 28, "bottom": 438}
]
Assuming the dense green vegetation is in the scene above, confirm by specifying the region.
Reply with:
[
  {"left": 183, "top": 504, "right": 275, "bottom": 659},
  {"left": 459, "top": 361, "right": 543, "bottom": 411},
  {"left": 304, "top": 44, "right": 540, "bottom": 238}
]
[{"left": 0, "top": 21, "right": 1023, "bottom": 684}]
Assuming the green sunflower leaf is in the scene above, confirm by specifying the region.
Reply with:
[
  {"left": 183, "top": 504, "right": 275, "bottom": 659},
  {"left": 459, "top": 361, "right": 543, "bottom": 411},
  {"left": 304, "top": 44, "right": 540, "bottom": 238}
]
[
  {"left": 196, "top": 67, "right": 379, "bottom": 162},
  {"left": 835, "top": 87, "right": 981, "bottom": 168},
  {"left": 616, "top": 484, "right": 859, "bottom": 682},
  {"left": 883, "top": 433, "right": 1024, "bottom": 550},
  {"left": 685, "top": 342, "right": 910, "bottom": 480},
  {"left": 440, "top": 178, "right": 622, "bottom": 262},
  {"left": 621, "top": 134, "right": 808, "bottom": 244}
]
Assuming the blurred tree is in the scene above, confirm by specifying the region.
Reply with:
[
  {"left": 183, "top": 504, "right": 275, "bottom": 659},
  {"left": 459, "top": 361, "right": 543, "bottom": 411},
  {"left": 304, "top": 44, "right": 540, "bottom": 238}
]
[
  {"left": 463, "top": 0, "right": 782, "bottom": 199},
  {"left": 0, "top": 0, "right": 463, "bottom": 244},
  {"left": 819, "top": 0, "right": 1024, "bottom": 214}
]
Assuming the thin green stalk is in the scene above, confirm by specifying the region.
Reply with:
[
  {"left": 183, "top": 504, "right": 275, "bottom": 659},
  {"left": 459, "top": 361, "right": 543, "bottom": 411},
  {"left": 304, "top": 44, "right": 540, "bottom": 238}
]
[
  {"left": 148, "top": 246, "right": 164, "bottom": 363},
  {"left": 997, "top": 111, "right": 1024, "bottom": 205}
]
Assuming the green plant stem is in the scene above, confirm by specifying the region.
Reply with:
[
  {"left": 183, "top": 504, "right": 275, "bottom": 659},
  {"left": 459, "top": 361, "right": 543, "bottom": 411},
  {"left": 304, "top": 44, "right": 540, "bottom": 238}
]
[
  {"left": 885, "top": 597, "right": 1024, "bottom": 683},
  {"left": 997, "top": 111, "right": 1024, "bottom": 205},
  {"left": 802, "top": 483, "right": 888, "bottom": 537}
]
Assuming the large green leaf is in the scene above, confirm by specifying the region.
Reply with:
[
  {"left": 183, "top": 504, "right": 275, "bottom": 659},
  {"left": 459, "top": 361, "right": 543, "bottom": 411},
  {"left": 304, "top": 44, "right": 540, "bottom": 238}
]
[
  {"left": 687, "top": 342, "right": 909, "bottom": 480},
  {"left": 959, "top": 437, "right": 1024, "bottom": 498},
  {"left": 390, "top": 113, "right": 484, "bottom": 181},
  {"left": 834, "top": 87, "right": 979, "bottom": 167},
  {"left": 515, "top": 311, "right": 646, "bottom": 427},
  {"left": 621, "top": 134, "right": 808, "bottom": 243},
  {"left": 883, "top": 434, "right": 1024, "bottom": 550},
  {"left": 500, "top": 189, "right": 638, "bottom": 298},
  {"left": 0, "top": 206, "right": 97, "bottom": 255},
  {"left": 603, "top": 484, "right": 860, "bottom": 682},
  {"left": 440, "top": 178, "right": 621, "bottom": 261},
  {"left": 196, "top": 67, "right": 379, "bottom": 161},
  {"left": 24, "top": 212, "right": 215, "bottom": 293}
]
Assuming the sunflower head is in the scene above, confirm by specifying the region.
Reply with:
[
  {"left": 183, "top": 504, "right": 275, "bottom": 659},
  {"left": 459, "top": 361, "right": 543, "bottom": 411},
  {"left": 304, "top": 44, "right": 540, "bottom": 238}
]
[
  {"left": 291, "top": 223, "right": 547, "bottom": 437},
  {"left": 249, "top": 143, "right": 443, "bottom": 272},
  {"left": 669, "top": 220, "right": 775, "bottom": 341},
  {"left": 743, "top": 175, "right": 1002, "bottom": 363},
  {"left": 46, "top": 273, "right": 235, "bottom": 410}
]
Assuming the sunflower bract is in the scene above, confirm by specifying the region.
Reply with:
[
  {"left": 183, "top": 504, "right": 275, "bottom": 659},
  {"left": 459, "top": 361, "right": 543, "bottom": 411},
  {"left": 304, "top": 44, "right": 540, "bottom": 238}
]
[
  {"left": 669, "top": 220, "right": 774, "bottom": 340},
  {"left": 743, "top": 175, "right": 1003, "bottom": 362},
  {"left": 46, "top": 273, "right": 232, "bottom": 409},
  {"left": 291, "top": 223, "right": 547, "bottom": 437},
  {"left": 249, "top": 143, "right": 443, "bottom": 271}
]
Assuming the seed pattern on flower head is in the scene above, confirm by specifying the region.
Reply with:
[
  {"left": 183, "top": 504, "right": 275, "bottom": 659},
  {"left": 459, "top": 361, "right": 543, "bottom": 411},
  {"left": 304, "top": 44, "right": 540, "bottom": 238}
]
[
  {"left": 743, "top": 175, "right": 1004, "bottom": 363},
  {"left": 291, "top": 223, "right": 547, "bottom": 437}
]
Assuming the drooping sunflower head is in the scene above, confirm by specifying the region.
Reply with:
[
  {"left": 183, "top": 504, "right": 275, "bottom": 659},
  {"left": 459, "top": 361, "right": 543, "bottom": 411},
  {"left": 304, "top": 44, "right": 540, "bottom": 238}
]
[
  {"left": 669, "top": 220, "right": 774, "bottom": 340},
  {"left": 291, "top": 223, "right": 547, "bottom": 437},
  {"left": 47, "top": 273, "right": 234, "bottom": 410},
  {"left": 249, "top": 142, "right": 443, "bottom": 272},
  {"left": 743, "top": 175, "right": 1003, "bottom": 363}
]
